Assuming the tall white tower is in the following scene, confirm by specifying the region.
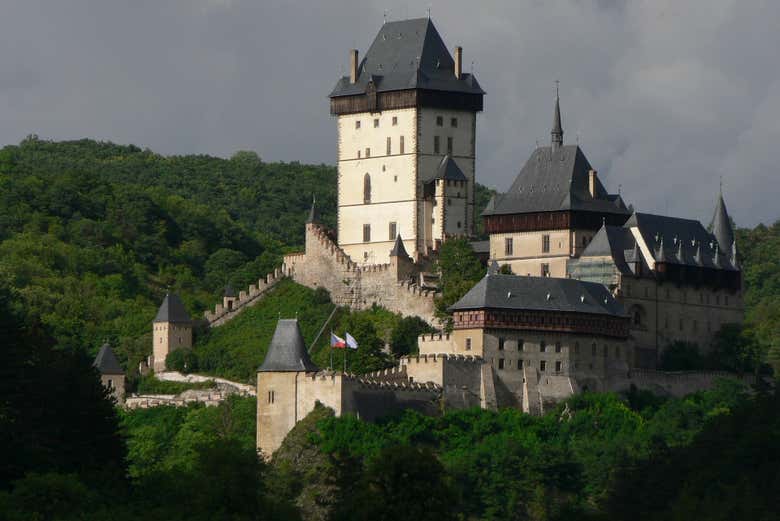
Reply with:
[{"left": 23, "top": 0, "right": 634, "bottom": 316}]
[{"left": 329, "top": 18, "right": 484, "bottom": 265}]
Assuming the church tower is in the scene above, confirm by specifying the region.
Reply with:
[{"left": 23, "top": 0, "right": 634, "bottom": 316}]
[
  {"left": 152, "top": 292, "right": 192, "bottom": 373},
  {"left": 329, "top": 18, "right": 484, "bottom": 264}
]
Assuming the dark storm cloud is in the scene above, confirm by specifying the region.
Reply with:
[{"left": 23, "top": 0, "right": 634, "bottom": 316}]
[{"left": 1, "top": 0, "right": 777, "bottom": 226}]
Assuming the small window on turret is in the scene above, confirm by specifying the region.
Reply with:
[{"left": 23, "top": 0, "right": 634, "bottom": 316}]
[
  {"left": 355, "top": 120, "right": 361, "bottom": 129},
  {"left": 451, "top": 117, "right": 458, "bottom": 128}
]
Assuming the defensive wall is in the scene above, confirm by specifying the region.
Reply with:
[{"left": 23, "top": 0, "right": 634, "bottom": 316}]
[
  {"left": 204, "top": 268, "right": 284, "bottom": 327},
  {"left": 282, "top": 223, "right": 438, "bottom": 323}
]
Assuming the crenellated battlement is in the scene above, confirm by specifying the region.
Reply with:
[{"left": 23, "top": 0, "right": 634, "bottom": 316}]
[
  {"left": 204, "top": 268, "right": 284, "bottom": 327},
  {"left": 400, "top": 353, "right": 484, "bottom": 365}
]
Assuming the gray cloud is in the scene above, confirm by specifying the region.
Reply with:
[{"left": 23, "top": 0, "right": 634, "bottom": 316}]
[{"left": 1, "top": 0, "right": 777, "bottom": 227}]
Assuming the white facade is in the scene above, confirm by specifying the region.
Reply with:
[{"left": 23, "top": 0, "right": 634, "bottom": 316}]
[{"left": 337, "top": 106, "right": 477, "bottom": 265}]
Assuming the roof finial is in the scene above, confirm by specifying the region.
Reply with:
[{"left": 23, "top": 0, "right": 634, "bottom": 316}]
[
  {"left": 551, "top": 80, "right": 563, "bottom": 151},
  {"left": 719, "top": 175, "right": 723, "bottom": 196},
  {"left": 427, "top": 6, "right": 431, "bottom": 18},
  {"left": 383, "top": 10, "right": 387, "bottom": 24}
]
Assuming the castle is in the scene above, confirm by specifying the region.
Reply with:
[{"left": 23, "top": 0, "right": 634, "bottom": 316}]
[
  {"left": 251, "top": 18, "right": 745, "bottom": 457},
  {"left": 90, "top": 18, "right": 744, "bottom": 457}
]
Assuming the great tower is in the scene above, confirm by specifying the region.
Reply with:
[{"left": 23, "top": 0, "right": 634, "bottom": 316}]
[{"left": 329, "top": 18, "right": 484, "bottom": 265}]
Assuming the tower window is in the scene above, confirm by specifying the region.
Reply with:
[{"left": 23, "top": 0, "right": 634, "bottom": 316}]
[
  {"left": 387, "top": 136, "right": 391, "bottom": 155},
  {"left": 555, "top": 361, "right": 562, "bottom": 373},
  {"left": 400, "top": 135, "right": 405, "bottom": 154},
  {"left": 540, "top": 360, "right": 547, "bottom": 372},
  {"left": 555, "top": 342, "right": 562, "bottom": 353},
  {"left": 436, "top": 115, "right": 443, "bottom": 126},
  {"left": 357, "top": 150, "right": 361, "bottom": 158},
  {"left": 465, "top": 338, "right": 472, "bottom": 350},
  {"left": 355, "top": 120, "right": 361, "bottom": 129},
  {"left": 388, "top": 222, "right": 397, "bottom": 240},
  {"left": 365, "top": 147, "right": 371, "bottom": 158},
  {"left": 267, "top": 390, "right": 275, "bottom": 404},
  {"left": 394, "top": 175, "right": 398, "bottom": 182},
  {"left": 457, "top": 221, "right": 461, "bottom": 229},
  {"left": 363, "top": 174, "right": 371, "bottom": 204},
  {"left": 447, "top": 137, "right": 453, "bottom": 154},
  {"left": 363, "top": 224, "right": 371, "bottom": 243},
  {"left": 434, "top": 136, "right": 440, "bottom": 154},
  {"left": 498, "top": 358, "right": 504, "bottom": 369},
  {"left": 505, "top": 237, "right": 513, "bottom": 256},
  {"left": 541, "top": 263, "right": 550, "bottom": 277},
  {"left": 392, "top": 116, "right": 398, "bottom": 126},
  {"left": 498, "top": 337, "right": 505, "bottom": 350},
  {"left": 451, "top": 117, "right": 458, "bottom": 128},
  {"left": 540, "top": 341, "right": 547, "bottom": 353},
  {"left": 373, "top": 118, "right": 379, "bottom": 128},
  {"left": 518, "top": 359, "right": 523, "bottom": 369},
  {"left": 542, "top": 234, "right": 550, "bottom": 253}
]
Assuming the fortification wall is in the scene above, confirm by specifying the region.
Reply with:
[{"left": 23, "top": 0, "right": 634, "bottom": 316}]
[
  {"left": 400, "top": 354, "right": 485, "bottom": 409},
  {"left": 284, "top": 224, "right": 437, "bottom": 323},
  {"left": 205, "top": 268, "right": 284, "bottom": 327},
  {"left": 605, "top": 369, "right": 754, "bottom": 397},
  {"left": 417, "top": 332, "right": 458, "bottom": 355}
]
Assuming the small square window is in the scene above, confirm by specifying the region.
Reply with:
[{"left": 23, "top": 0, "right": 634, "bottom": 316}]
[
  {"left": 555, "top": 342, "right": 561, "bottom": 353},
  {"left": 498, "top": 337, "right": 505, "bottom": 350},
  {"left": 540, "top": 360, "right": 547, "bottom": 372},
  {"left": 436, "top": 116, "right": 443, "bottom": 126},
  {"left": 555, "top": 361, "right": 562, "bottom": 373},
  {"left": 540, "top": 341, "right": 547, "bottom": 353},
  {"left": 394, "top": 175, "right": 398, "bottom": 182},
  {"left": 518, "top": 359, "right": 523, "bottom": 369},
  {"left": 365, "top": 147, "right": 371, "bottom": 157},
  {"left": 465, "top": 338, "right": 472, "bottom": 350},
  {"left": 498, "top": 358, "right": 504, "bottom": 369},
  {"left": 355, "top": 120, "right": 361, "bottom": 129},
  {"left": 451, "top": 117, "right": 457, "bottom": 127},
  {"left": 392, "top": 116, "right": 398, "bottom": 126},
  {"left": 373, "top": 118, "right": 379, "bottom": 128}
]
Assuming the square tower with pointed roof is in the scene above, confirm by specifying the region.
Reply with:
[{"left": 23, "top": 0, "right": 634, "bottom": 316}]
[{"left": 329, "top": 18, "right": 484, "bottom": 264}]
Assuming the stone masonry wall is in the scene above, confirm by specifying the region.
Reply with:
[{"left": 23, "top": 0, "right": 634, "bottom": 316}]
[
  {"left": 204, "top": 268, "right": 284, "bottom": 327},
  {"left": 283, "top": 223, "right": 438, "bottom": 324}
]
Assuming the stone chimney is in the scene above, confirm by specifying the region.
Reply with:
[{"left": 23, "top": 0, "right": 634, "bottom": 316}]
[
  {"left": 454, "top": 46, "right": 462, "bottom": 79},
  {"left": 349, "top": 49, "right": 359, "bottom": 84},
  {"left": 588, "top": 169, "right": 597, "bottom": 198}
]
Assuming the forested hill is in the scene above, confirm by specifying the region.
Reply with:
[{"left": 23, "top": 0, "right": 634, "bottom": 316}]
[{"left": 0, "top": 137, "right": 338, "bottom": 361}]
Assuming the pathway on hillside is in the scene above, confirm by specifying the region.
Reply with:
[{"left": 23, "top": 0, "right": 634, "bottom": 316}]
[{"left": 156, "top": 371, "right": 256, "bottom": 396}]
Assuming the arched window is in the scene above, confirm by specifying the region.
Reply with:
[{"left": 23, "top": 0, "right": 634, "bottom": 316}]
[{"left": 363, "top": 174, "right": 371, "bottom": 204}]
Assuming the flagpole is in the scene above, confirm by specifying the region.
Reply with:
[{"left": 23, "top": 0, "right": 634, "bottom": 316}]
[
  {"left": 344, "top": 348, "right": 347, "bottom": 373},
  {"left": 329, "top": 330, "right": 333, "bottom": 371}
]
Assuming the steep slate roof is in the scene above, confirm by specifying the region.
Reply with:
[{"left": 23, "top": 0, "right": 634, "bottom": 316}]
[
  {"left": 224, "top": 284, "right": 237, "bottom": 298},
  {"left": 710, "top": 193, "right": 735, "bottom": 252},
  {"left": 579, "top": 224, "right": 638, "bottom": 275},
  {"left": 306, "top": 198, "right": 320, "bottom": 224},
  {"left": 389, "top": 234, "right": 410, "bottom": 258},
  {"left": 624, "top": 212, "right": 738, "bottom": 271},
  {"left": 427, "top": 154, "right": 467, "bottom": 183},
  {"left": 153, "top": 293, "right": 191, "bottom": 323},
  {"left": 330, "top": 18, "right": 484, "bottom": 98},
  {"left": 258, "top": 319, "right": 320, "bottom": 372},
  {"left": 449, "top": 274, "right": 626, "bottom": 317},
  {"left": 482, "top": 145, "right": 630, "bottom": 216},
  {"left": 93, "top": 343, "right": 123, "bottom": 375}
]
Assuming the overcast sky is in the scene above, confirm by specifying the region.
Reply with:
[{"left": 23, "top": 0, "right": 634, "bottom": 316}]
[{"left": 2, "top": 0, "right": 778, "bottom": 227}]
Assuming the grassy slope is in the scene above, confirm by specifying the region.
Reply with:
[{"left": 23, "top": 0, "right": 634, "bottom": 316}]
[{"left": 193, "top": 279, "right": 335, "bottom": 383}]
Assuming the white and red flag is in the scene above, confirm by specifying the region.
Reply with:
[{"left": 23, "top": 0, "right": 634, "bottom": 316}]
[
  {"left": 330, "top": 333, "right": 346, "bottom": 348},
  {"left": 345, "top": 332, "right": 358, "bottom": 350}
]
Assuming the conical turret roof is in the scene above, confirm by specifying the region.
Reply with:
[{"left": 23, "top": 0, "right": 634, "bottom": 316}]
[
  {"left": 258, "top": 319, "right": 320, "bottom": 373},
  {"left": 389, "top": 234, "right": 409, "bottom": 258},
  {"left": 551, "top": 89, "right": 563, "bottom": 148},
  {"left": 93, "top": 343, "right": 123, "bottom": 375},
  {"left": 710, "top": 192, "right": 735, "bottom": 253},
  {"left": 154, "top": 293, "right": 191, "bottom": 324}
]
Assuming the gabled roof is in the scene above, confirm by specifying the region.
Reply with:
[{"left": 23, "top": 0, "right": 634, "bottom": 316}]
[
  {"left": 710, "top": 193, "right": 735, "bottom": 252},
  {"left": 153, "top": 293, "right": 191, "bottom": 323},
  {"left": 93, "top": 343, "right": 123, "bottom": 375},
  {"left": 258, "top": 319, "right": 320, "bottom": 373},
  {"left": 330, "top": 18, "right": 484, "bottom": 98},
  {"left": 449, "top": 274, "right": 626, "bottom": 317},
  {"left": 389, "top": 234, "right": 409, "bottom": 258},
  {"left": 428, "top": 154, "right": 467, "bottom": 183},
  {"left": 482, "top": 145, "right": 630, "bottom": 216}
]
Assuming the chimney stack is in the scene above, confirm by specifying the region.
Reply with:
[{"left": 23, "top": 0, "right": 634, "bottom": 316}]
[
  {"left": 454, "top": 46, "right": 462, "bottom": 79},
  {"left": 588, "top": 169, "right": 597, "bottom": 198},
  {"left": 349, "top": 49, "right": 359, "bottom": 84}
]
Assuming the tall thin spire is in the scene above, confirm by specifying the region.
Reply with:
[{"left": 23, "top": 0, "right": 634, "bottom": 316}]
[
  {"left": 551, "top": 80, "right": 563, "bottom": 151},
  {"left": 710, "top": 184, "right": 734, "bottom": 253}
]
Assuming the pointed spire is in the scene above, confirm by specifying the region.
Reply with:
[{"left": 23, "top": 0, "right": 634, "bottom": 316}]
[
  {"left": 710, "top": 185, "right": 734, "bottom": 253},
  {"left": 93, "top": 343, "right": 123, "bottom": 375},
  {"left": 305, "top": 195, "right": 320, "bottom": 224},
  {"left": 693, "top": 241, "right": 702, "bottom": 265},
  {"left": 551, "top": 80, "right": 563, "bottom": 151},
  {"left": 258, "top": 319, "right": 320, "bottom": 372},
  {"left": 655, "top": 236, "right": 666, "bottom": 262},
  {"left": 154, "top": 293, "right": 191, "bottom": 323},
  {"left": 675, "top": 239, "right": 685, "bottom": 263},
  {"left": 712, "top": 243, "right": 722, "bottom": 268},
  {"left": 224, "top": 284, "right": 237, "bottom": 298},
  {"left": 730, "top": 240, "right": 740, "bottom": 270},
  {"left": 389, "top": 234, "right": 409, "bottom": 259}
]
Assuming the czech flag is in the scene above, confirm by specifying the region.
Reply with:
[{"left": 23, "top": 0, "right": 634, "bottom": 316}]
[{"left": 330, "top": 333, "right": 346, "bottom": 348}]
